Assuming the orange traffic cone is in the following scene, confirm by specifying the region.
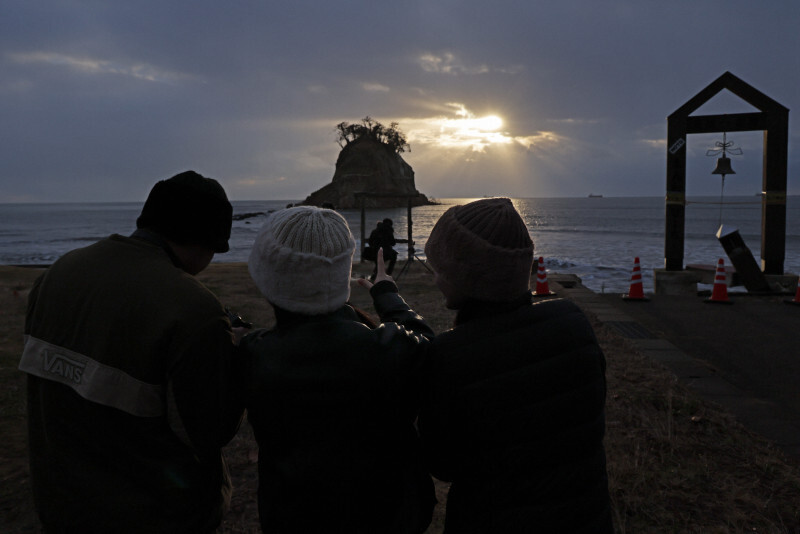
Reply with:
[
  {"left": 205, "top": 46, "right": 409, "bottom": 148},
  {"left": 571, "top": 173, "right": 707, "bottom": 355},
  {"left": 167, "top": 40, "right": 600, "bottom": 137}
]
[
  {"left": 705, "top": 258, "right": 733, "bottom": 304},
  {"left": 532, "top": 256, "right": 556, "bottom": 297},
  {"left": 622, "top": 257, "right": 649, "bottom": 301},
  {"left": 785, "top": 277, "right": 800, "bottom": 305}
]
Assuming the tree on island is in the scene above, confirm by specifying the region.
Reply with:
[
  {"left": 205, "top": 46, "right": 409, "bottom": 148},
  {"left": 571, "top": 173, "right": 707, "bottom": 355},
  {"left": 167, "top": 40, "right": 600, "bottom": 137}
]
[{"left": 334, "top": 116, "right": 410, "bottom": 154}]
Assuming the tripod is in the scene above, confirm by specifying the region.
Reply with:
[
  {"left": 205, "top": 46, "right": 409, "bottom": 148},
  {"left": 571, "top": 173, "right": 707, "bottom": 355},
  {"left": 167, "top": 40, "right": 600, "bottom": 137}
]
[
  {"left": 357, "top": 196, "right": 433, "bottom": 281},
  {"left": 395, "top": 242, "right": 433, "bottom": 281}
]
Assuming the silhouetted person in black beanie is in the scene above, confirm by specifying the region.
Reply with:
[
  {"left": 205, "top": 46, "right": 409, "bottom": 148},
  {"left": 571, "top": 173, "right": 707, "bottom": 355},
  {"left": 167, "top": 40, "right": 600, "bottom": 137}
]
[{"left": 20, "top": 170, "right": 245, "bottom": 533}]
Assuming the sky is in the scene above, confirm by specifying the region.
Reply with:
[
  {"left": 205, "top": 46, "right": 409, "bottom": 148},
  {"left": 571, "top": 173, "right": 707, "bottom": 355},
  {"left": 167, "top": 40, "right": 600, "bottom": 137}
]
[{"left": 2, "top": 1, "right": 799, "bottom": 203}]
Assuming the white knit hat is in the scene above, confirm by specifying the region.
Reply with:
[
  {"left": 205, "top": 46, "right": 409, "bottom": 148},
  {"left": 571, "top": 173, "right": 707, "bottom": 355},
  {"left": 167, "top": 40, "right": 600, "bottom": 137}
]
[{"left": 248, "top": 206, "right": 356, "bottom": 314}]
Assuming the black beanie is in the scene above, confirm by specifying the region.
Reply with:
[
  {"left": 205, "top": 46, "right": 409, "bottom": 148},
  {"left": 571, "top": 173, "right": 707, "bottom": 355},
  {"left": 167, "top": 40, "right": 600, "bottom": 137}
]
[{"left": 136, "top": 171, "right": 233, "bottom": 253}]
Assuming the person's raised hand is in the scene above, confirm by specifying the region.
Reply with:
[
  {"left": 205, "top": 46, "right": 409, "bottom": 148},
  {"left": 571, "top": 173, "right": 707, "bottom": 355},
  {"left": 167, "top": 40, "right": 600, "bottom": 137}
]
[{"left": 358, "top": 247, "right": 395, "bottom": 290}]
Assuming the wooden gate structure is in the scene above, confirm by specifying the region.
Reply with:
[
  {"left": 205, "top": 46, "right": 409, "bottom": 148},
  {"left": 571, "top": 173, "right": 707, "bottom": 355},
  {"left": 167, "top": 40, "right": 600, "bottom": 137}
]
[{"left": 665, "top": 71, "right": 789, "bottom": 274}]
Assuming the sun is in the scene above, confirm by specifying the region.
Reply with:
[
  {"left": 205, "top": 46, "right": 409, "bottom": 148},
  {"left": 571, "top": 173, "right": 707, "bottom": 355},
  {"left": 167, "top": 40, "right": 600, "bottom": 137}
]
[
  {"left": 446, "top": 114, "right": 503, "bottom": 132},
  {"left": 401, "top": 104, "right": 528, "bottom": 154},
  {"left": 431, "top": 108, "right": 512, "bottom": 151}
]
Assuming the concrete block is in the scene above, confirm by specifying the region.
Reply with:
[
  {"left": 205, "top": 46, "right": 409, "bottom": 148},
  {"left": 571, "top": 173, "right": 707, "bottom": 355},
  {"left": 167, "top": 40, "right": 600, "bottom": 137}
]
[{"left": 653, "top": 268, "right": 701, "bottom": 296}]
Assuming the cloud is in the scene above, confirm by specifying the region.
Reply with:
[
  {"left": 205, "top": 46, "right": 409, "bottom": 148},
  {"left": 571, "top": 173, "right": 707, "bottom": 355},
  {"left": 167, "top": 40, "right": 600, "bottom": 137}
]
[
  {"left": 513, "top": 132, "right": 565, "bottom": 150},
  {"left": 417, "top": 52, "right": 489, "bottom": 75},
  {"left": 495, "top": 64, "right": 525, "bottom": 75},
  {"left": 2, "top": 2, "right": 798, "bottom": 201},
  {"left": 546, "top": 118, "right": 603, "bottom": 125},
  {"left": 416, "top": 52, "right": 523, "bottom": 77},
  {"left": 640, "top": 138, "right": 666, "bottom": 149},
  {"left": 7, "top": 51, "right": 194, "bottom": 84},
  {"left": 362, "top": 82, "right": 390, "bottom": 92}
]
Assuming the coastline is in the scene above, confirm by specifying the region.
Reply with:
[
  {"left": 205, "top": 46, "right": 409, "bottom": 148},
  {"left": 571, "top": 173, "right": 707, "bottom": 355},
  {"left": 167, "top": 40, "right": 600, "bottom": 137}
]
[
  {"left": 4, "top": 196, "right": 799, "bottom": 295},
  {"left": 2, "top": 264, "right": 800, "bottom": 532}
]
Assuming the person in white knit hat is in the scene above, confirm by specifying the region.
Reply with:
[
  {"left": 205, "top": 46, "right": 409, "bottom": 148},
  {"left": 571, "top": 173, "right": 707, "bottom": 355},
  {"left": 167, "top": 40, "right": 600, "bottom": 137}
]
[{"left": 240, "top": 205, "right": 435, "bottom": 534}]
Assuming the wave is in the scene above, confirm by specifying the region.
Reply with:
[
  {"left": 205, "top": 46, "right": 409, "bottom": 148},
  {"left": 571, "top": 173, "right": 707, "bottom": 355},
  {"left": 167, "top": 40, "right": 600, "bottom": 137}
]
[
  {"left": 538, "top": 227, "right": 666, "bottom": 239},
  {"left": 3, "top": 198, "right": 798, "bottom": 293}
]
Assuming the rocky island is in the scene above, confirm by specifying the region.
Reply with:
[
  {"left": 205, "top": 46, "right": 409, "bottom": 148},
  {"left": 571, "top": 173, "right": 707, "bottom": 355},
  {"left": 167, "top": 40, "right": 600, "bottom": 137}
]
[{"left": 302, "top": 117, "right": 432, "bottom": 209}]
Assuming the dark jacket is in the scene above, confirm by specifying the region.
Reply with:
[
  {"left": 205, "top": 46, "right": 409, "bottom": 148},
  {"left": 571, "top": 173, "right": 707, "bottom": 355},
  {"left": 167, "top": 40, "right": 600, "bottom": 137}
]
[
  {"left": 419, "top": 295, "right": 612, "bottom": 533},
  {"left": 240, "top": 281, "right": 435, "bottom": 534},
  {"left": 19, "top": 234, "right": 243, "bottom": 533},
  {"left": 367, "top": 224, "right": 398, "bottom": 261}
]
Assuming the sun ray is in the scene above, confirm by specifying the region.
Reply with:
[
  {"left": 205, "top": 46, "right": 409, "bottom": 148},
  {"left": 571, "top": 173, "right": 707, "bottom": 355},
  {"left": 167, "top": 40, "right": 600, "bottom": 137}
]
[{"left": 404, "top": 104, "right": 512, "bottom": 152}]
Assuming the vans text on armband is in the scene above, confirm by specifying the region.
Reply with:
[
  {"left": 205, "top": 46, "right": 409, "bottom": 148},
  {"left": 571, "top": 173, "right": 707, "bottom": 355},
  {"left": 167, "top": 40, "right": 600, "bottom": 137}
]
[{"left": 43, "top": 350, "right": 86, "bottom": 384}]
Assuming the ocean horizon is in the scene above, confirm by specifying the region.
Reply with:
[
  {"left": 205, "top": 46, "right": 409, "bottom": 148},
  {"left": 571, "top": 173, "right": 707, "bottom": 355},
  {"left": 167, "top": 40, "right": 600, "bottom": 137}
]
[{"left": 2, "top": 196, "right": 798, "bottom": 294}]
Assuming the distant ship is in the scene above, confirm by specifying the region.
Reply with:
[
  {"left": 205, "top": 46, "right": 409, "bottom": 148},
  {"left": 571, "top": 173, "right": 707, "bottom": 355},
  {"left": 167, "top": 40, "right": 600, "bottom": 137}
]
[{"left": 588, "top": 194, "right": 603, "bottom": 198}]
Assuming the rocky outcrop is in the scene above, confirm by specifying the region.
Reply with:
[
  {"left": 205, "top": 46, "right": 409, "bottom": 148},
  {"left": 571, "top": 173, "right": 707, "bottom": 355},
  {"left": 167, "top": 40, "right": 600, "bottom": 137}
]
[{"left": 302, "top": 136, "right": 432, "bottom": 209}]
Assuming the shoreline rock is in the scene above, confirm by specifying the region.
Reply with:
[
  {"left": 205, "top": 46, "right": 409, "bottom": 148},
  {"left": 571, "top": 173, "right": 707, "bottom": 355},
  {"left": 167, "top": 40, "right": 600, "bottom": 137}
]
[{"left": 303, "top": 137, "right": 433, "bottom": 209}]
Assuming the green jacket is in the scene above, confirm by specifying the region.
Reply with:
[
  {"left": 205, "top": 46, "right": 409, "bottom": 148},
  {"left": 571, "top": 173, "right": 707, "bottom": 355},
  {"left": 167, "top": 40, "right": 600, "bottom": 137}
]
[{"left": 20, "top": 234, "right": 243, "bottom": 533}]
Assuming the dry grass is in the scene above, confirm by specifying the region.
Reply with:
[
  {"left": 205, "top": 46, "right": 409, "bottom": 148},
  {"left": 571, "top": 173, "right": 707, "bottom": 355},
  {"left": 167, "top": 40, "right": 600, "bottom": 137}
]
[
  {"left": 2, "top": 262, "right": 800, "bottom": 533},
  {"left": 599, "top": 324, "right": 800, "bottom": 533},
  {"left": 0, "top": 267, "right": 41, "bottom": 530}
]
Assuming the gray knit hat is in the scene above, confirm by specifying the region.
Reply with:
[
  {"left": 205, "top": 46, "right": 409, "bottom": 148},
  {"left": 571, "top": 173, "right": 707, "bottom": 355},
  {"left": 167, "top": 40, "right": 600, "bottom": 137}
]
[
  {"left": 248, "top": 206, "right": 356, "bottom": 314},
  {"left": 424, "top": 197, "right": 533, "bottom": 302}
]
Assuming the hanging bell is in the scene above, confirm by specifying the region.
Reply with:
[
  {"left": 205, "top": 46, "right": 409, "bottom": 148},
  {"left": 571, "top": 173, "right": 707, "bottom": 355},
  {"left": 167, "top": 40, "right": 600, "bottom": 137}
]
[{"left": 712, "top": 156, "right": 735, "bottom": 176}]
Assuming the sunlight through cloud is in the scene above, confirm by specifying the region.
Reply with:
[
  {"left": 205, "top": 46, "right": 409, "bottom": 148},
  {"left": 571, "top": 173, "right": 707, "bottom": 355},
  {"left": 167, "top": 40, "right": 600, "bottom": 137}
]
[
  {"left": 395, "top": 103, "right": 570, "bottom": 196},
  {"left": 402, "top": 103, "right": 565, "bottom": 153},
  {"left": 404, "top": 103, "right": 511, "bottom": 151},
  {"left": 514, "top": 132, "right": 565, "bottom": 150}
]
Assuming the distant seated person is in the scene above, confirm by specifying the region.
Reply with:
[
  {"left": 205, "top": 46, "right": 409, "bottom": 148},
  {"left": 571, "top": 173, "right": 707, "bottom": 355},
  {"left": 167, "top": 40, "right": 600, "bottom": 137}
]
[{"left": 366, "top": 218, "right": 409, "bottom": 280}]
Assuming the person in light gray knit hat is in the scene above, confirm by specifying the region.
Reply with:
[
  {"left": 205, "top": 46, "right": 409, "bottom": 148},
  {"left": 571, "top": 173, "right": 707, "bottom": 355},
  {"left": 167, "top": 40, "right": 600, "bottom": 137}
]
[
  {"left": 424, "top": 197, "right": 534, "bottom": 306},
  {"left": 241, "top": 205, "right": 436, "bottom": 533},
  {"left": 248, "top": 205, "right": 356, "bottom": 315}
]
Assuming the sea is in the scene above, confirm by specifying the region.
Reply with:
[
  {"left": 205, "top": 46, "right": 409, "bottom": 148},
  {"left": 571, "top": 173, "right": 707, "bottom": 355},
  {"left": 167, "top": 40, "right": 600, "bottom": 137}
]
[{"left": 1, "top": 196, "right": 798, "bottom": 294}]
